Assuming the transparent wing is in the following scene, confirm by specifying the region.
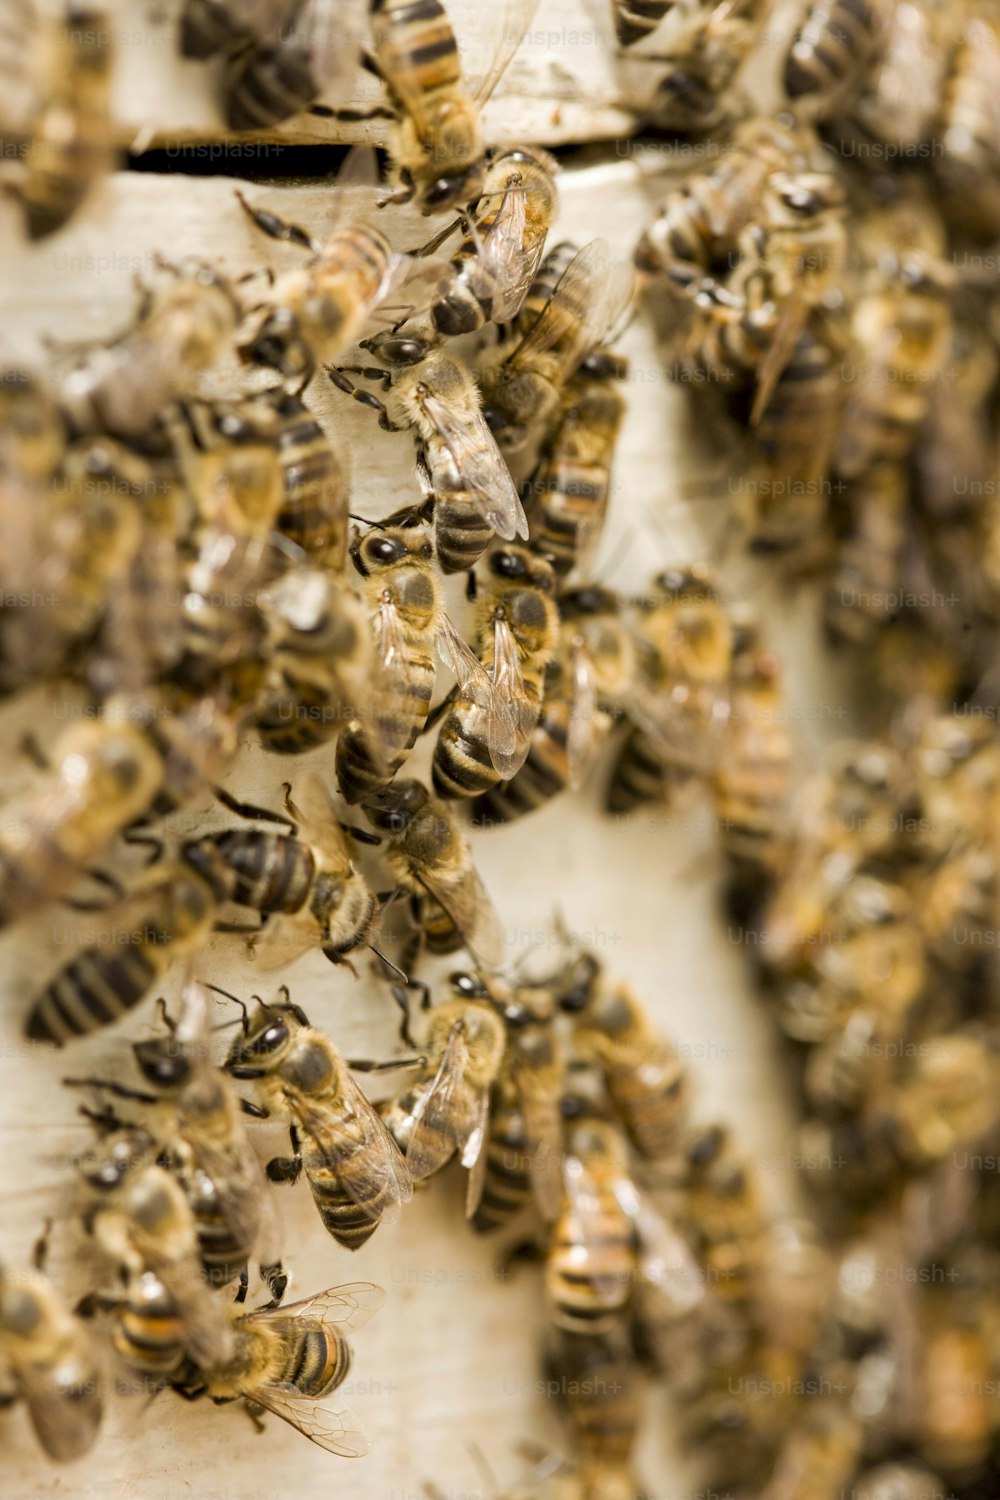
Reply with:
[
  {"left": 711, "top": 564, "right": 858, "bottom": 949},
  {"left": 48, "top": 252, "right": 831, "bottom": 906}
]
[
  {"left": 290, "top": 1086, "right": 413, "bottom": 1219},
  {"left": 436, "top": 612, "right": 517, "bottom": 769},
  {"left": 468, "top": 0, "right": 540, "bottom": 105},
  {"left": 489, "top": 614, "right": 536, "bottom": 778},
  {"left": 463, "top": 1091, "right": 491, "bottom": 1217},
  {"left": 614, "top": 1178, "right": 704, "bottom": 1314},
  {"left": 749, "top": 286, "right": 806, "bottom": 426},
  {"left": 405, "top": 1024, "right": 475, "bottom": 1180},
  {"left": 285, "top": 773, "right": 354, "bottom": 869},
  {"left": 243, "top": 1387, "right": 371, "bottom": 1458},
  {"left": 565, "top": 642, "right": 600, "bottom": 791},
  {"left": 241, "top": 1281, "right": 386, "bottom": 1335},
  {"left": 371, "top": 594, "right": 420, "bottom": 763},
  {"left": 412, "top": 850, "right": 504, "bottom": 970},
  {"left": 249, "top": 910, "right": 318, "bottom": 971},
  {"left": 419, "top": 385, "right": 527, "bottom": 539},
  {"left": 315, "top": 144, "right": 383, "bottom": 247},
  {"left": 481, "top": 183, "right": 543, "bottom": 325},
  {"left": 561, "top": 1156, "right": 632, "bottom": 1304},
  {"left": 511, "top": 240, "right": 635, "bottom": 382}
]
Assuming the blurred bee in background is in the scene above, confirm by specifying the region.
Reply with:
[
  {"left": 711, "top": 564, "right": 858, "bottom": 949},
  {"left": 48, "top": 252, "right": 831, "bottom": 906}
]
[
  {"left": 360, "top": 0, "right": 540, "bottom": 214},
  {"left": 432, "top": 544, "right": 559, "bottom": 800},
  {"left": 182, "top": 774, "right": 384, "bottom": 973},
  {"left": 756, "top": 1404, "right": 863, "bottom": 1500},
  {"left": 0, "top": 1228, "right": 104, "bottom": 1461},
  {"left": 830, "top": 0, "right": 952, "bottom": 164},
  {"left": 852, "top": 1465, "right": 953, "bottom": 1500},
  {"left": 933, "top": 6, "right": 1000, "bottom": 240},
  {"left": 611, "top": 0, "right": 678, "bottom": 48},
  {"left": 672, "top": 1122, "right": 767, "bottom": 1315},
  {"left": 5, "top": 5, "right": 116, "bottom": 240},
  {"left": 24, "top": 860, "right": 218, "bottom": 1046},
  {"left": 361, "top": 778, "right": 505, "bottom": 970},
  {"left": 544, "top": 1323, "right": 640, "bottom": 1500},
  {"left": 176, "top": 1280, "right": 383, "bottom": 1456},
  {"left": 472, "top": 585, "right": 636, "bottom": 827},
  {"left": 606, "top": 565, "right": 733, "bottom": 817},
  {"left": 633, "top": 0, "right": 773, "bottom": 135},
  {"left": 380, "top": 992, "right": 506, "bottom": 1208},
  {"left": 335, "top": 508, "right": 507, "bottom": 803},
  {"left": 782, "top": 0, "right": 892, "bottom": 121},
  {"left": 478, "top": 239, "right": 634, "bottom": 463},
  {"left": 916, "top": 316, "right": 998, "bottom": 526},
  {"left": 64, "top": 984, "right": 285, "bottom": 1301},
  {"left": 180, "top": 0, "right": 366, "bottom": 133},
  {"left": 545, "top": 1112, "right": 635, "bottom": 1334},
  {"left": 330, "top": 333, "right": 528, "bottom": 574},
  {"left": 224, "top": 991, "right": 414, "bottom": 1251},
  {"left": 250, "top": 384, "right": 349, "bottom": 571}
]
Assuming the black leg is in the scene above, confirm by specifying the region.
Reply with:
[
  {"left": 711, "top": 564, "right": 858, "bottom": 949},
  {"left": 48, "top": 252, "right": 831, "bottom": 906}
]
[
  {"left": 310, "top": 103, "right": 396, "bottom": 122},
  {"left": 123, "top": 828, "right": 165, "bottom": 865},
  {"left": 234, "top": 1265, "right": 249, "bottom": 1305},
  {"left": 64, "top": 1076, "right": 158, "bottom": 1105},
  {"left": 326, "top": 367, "right": 403, "bottom": 430},
  {"left": 239, "top": 1098, "right": 269, "bottom": 1119},
  {"left": 63, "top": 868, "right": 127, "bottom": 912},
  {"left": 260, "top": 1262, "right": 287, "bottom": 1306},
  {"left": 344, "top": 823, "right": 382, "bottom": 846},
  {"left": 235, "top": 190, "right": 314, "bottom": 250},
  {"left": 31, "top": 1219, "right": 52, "bottom": 1272},
  {"left": 422, "top": 684, "right": 458, "bottom": 733},
  {"left": 215, "top": 918, "right": 267, "bottom": 936},
  {"left": 267, "top": 1128, "right": 303, "bottom": 1185},
  {"left": 465, "top": 569, "right": 478, "bottom": 602},
  {"left": 216, "top": 786, "right": 296, "bottom": 833}
]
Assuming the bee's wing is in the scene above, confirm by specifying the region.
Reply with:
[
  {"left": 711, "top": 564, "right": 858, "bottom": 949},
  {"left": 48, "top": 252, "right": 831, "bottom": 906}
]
[
  {"left": 242, "top": 1386, "right": 371, "bottom": 1458},
  {"left": 371, "top": 594, "right": 423, "bottom": 764},
  {"left": 241, "top": 1281, "right": 386, "bottom": 1335},
  {"left": 561, "top": 1156, "right": 631, "bottom": 1304},
  {"left": 463, "top": 1089, "right": 492, "bottom": 1218},
  {"left": 436, "top": 612, "right": 517, "bottom": 769},
  {"left": 489, "top": 614, "right": 535, "bottom": 778},
  {"left": 285, "top": 773, "right": 354, "bottom": 868},
  {"left": 305, "top": 1069, "right": 414, "bottom": 1216},
  {"left": 312, "top": 144, "right": 383, "bottom": 247},
  {"left": 614, "top": 1177, "right": 703, "bottom": 1305},
  {"left": 248, "top": 910, "right": 318, "bottom": 971},
  {"left": 749, "top": 284, "right": 806, "bottom": 427},
  {"left": 468, "top": 0, "right": 541, "bottom": 107},
  {"left": 626, "top": 674, "right": 732, "bottom": 775},
  {"left": 479, "top": 175, "right": 538, "bottom": 324},
  {"left": 418, "top": 383, "right": 527, "bottom": 540},
  {"left": 565, "top": 642, "right": 600, "bottom": 791},
  {"left": 405, "top": 1024, "right": 475, "bottom": 1180},
  {"left": 414, "top": 853, "right": 505, "bottom": 971},
  {"left": 511, "top": 240, "right": 634, "bottom": 383}
]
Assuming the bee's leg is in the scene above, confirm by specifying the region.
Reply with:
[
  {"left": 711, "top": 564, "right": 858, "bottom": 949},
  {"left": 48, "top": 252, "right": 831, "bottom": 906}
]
[
  {"left": 62, "top": 867, "right": 127, "bottom": 912},
  {"left": 388, "top": 982, "right": 418, "bottom": 1047},
  {"left": 122, "top": 825, "right": 165, "bottom": 866},
  {"left": 234, "top": 190, "right": 314, "bottom": 250},
  {"left": 239, "top": 1098, "right": 269, "bottom": 1120},
  {"left": 260, "top": 1262, "right": 287, "bottom": 1306},
  {"left": 465, "top": 569, "right": 478, "bottom": 602},
  {"left": 214, "top": 784, "right": 297, "bottom": 833},
  {"left": 215, "top": 916, "right": 267, "bottom": 936},
  {"left": 74, "top": 1290, "right": 121, "bottom": 1320},
  {"left": 63, "top": 1075, "right": 158, "bottom": 1105},
  {"left": 242, "top": 1401, "right": 268, "bottom": 1434},
  {"left": 326, "top": 366, "right": 403, "bottom": 431},
  {"left": 406, "top": 218, "right": 465, "bottom": 259},
  {"left": 497, "top": 1238, "right": 546, "bottom": 1279},
  {"left": 266, "top": 1126, "right": 303, "bottom": 1186},
  {"left": 378, "top": 170, "right": 416, "bottom": 209},
  {"left": 349, "top": 1050, "right": 425, "bottom": 1072},
  {"left": 421, "top": 684, "right": 457, "bottom": 734},
  {"left": 343, "top": 822, "right": 382, "bottom": 846},
  {"left": 234, "top": 1265, "right": 249, "bottom": 1305},
  {"left": 31, "top": 1218, "right": 52, "bottom": 1272},
  {"left": 321, "top": 947, "right": 360, "bottom": 980},
  {"left": 310, "top": 104, "right": 396, "bottom": 121}
]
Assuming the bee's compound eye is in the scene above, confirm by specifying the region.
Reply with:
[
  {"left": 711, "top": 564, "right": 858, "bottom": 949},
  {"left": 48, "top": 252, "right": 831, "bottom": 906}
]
[
  {"left": 369, "top": 537, "right": 403, "bottom": 563},
  {"left": 491, "top": 550, "right": 524, "bottom": 578}
]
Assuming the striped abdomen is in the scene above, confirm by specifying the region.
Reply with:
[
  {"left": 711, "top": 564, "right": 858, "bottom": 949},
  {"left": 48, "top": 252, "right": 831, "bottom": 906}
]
[
  {"left": 712, "top": 704, "right": 791, "bottom": 879},
  {"left": 605, "top": 1055, "right": 689, "bottom": 1161},
  {"left": 470, "top": 1090, "right": 531, "bottom": 1233},
  {"left": 433, "top": 487, "right": 495, "bottom": 575},
  {"left": 546, "top": 1200, "right": 633, "bottom": 1333},
  {"left": 186, "top": 1168, "right": 250, "bottom": 1290},
  {"left": 749, "top": 326, "right": 840, "bottom": 553},
  {"left": 272, "top": 1326, "right": 351, "bottom": 1397},
  {"left": 254, "top": 683, "right": 342, "bottom": 754},
  {"left": 224, "top": 36, "right": 320, "bottom": 131},
  {"left": 274, "top": 395, "right": 347, "bottom": 569},
  {"left": 606, "top": 724, "right": 683, "bottom": 816},
  {"left": 783, "top": 0, "right": 887, "bottom": 115},
  {"left": 113, "top": 1272, "right": 189, "bottom": 1381},
  {"left": 512, "top": 242, "right": 577, "bottom": 342},
  {"left": 417, "top": 892, "right": 462, "bottom": 954},
  {"left": 824, "top": 462, "right": 907, "bottom": 646},
  {"left": 433, "top": 673, "right": 544, "bottom": 799},
  {"left": 192, "top": 830, "right": 316, "bottom": 914},
  {"left": 374, "top": 0, "right": 462, "bottom": 108},
  {"left": 302, "top": 1110, "right": 392, "bottom": 1250},
  {"left": 179, "top": 0, "right": 247, "bottom": 58},
  {"left": 551, "top": 1334, "right": 638, "bottom": 1470},
  {"left": 471, "top": 699, "right": 570, "bottom": 827},
  {"left": 613, "top": 0, "right": 675, "bottom": 46},
  {"left": 528, "top": 386, "right": 623, "bottom": 575},
  {"left": 335, "top": 645, "right": 435, "bottom": 803}
]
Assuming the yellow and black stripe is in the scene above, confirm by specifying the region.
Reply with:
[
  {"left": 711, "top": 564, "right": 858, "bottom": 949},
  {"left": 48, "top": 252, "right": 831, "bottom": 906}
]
[
  {"left": 374, "top": 0, "right": 462, "bottom": 121},
  {"left": 783, "top": 0, "right": 886, "bottom": 114}
]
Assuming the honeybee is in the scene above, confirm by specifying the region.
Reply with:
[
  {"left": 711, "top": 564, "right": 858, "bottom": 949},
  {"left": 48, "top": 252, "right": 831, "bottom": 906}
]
[
  {"left": 76, "top": 1124, "right": 233, "bottom": 1369},
  {"left": 0, "top": 718, "right": 164, "bottom": 933},
  {"left": 914, "top": 1286, "right": 999, "bottom": 1483},
  {"left": 366, "top": 0, "right": 539, "bottom": 215},
  {"left": 177, "top": 1280, "right": 382, "bottom": 1456},
  {"left": 544, "top": 1324, "right": 639, "bottom": 1500},
  {"left": 380, "top": 996, "right": 506, "bottom": 1208},
  {"left": 225, "top": 992, "right": 413, "bottom": 1251},
  {"left": 472, "top": 585, "right": 636, "bottom": 826},
  {"left": 59, "top": 261, "right": 241, "bottom": 441},
  {"left": 0, "top": 1236, "right": 103, "bottom": 1461},
  {"left": 839, "top": 0, "right": 951, "bottom": 160},
  {"left": 181, "top": 0, "right": 364, "bottom": 132},
  {"left": 478, "top": 239, "right": 634, "bottom": 460},
  {"left": 916, "top": 318, "right": 998, "bottom": 524},
  {"left": 335, "top": 509, "right": 505, "bottom": 803},
  {"left": 545, "top": 1114, "right": 635, "bottom": 1333},
  {"left": 558, "top": 956, "right": 690, "bottom": 1160},
  {"left": 252, "top": 384, "right": 349, "bottom": 570},
  {"left": 11, "top": 5, "right": 116, "bottom": 239},
  {"left": 66, "top": 984, "right": 285, "bottom": 1301},
  {"left": 933, "top": 8, "right": 1000, "bottom": 239},
  {"left": 674, "top": 1123, "right": 766, "bottom": 1311},
  {"left": 182, "top": 775, "right": 382, "bottom": 974},
  {"left": 611, "top": 0, "right": 678, "bottom": 47},
  {"left": 432, "top": 544, "right": 560, "bottom": 800},
  {"left": 524, "top": 354, "right": 627, "bottom": 579},
  {"left": 24, "top": 862, "right": 218, "bottom": 1046},
  {"left": 363, "top": 779, "right": 505, "bottom": 967},
  {"left": 637, "top": 0, "right": 772, "bottom": 134},
  {"left": 424, "top": 145, "right": 559, "bottom": 337},
  {"left": 783, "top": 0, "right": 892, "bottom": 120},
  {"left": 330, "top": 336, "right": 528, "bottom": 574},
  {"left": 757, "top": 1405, "right": 863, "bottom": 1500},
  {"left": 236, "top": 147, "right": 407, "bottom": 381},
  {"left": 605, "top": 565, "right": 733, "bottom": 817},
  {"left": 823, "top": 460, "right": 908, "bottom": 646},
  {"left": 252, "top": 565, "right": 373, "bottom": 754}
]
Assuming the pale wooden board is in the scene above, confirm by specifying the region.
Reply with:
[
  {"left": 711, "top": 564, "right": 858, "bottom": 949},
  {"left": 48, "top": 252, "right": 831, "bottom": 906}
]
[{"left": 0, "top": 156, "right": 862, "bottom": 1498}]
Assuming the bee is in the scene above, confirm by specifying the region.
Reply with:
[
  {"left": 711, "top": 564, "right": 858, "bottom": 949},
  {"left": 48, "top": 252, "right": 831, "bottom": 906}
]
[
  {"left": 177, "top": 1280, "right": 382, "bottom": 1456},
  {"left": 330, "top": 336, "right": 528, "bottom": 575},
  {"left": 335, "top": 509, "right": 504, "bottom": 803},
  {"left": 65, "top": 984, "right": 285, "bottom": 1301},
  {"left": 674, "top": 1123, "right": 766, "bottom": 1311},
  {"left": 544, "top": 1324, "right": 639, "bottom": 1500},
  {"left": 757, "top": 1405, "right": 863, "bottom": 1500},
  {"left": 783, "top": 0, "right": 891, "bottom": 120},
  {"left": 612, "top": 0, "right": 678, "bottom": 47},
  {"left": 933, "top": 9, "right": 1000, "bottom": 239},
  {"left": 557, "top": 956, "right": 690, "bottom": 1160},
  {"left": 380, "top": 995, "right": 506, "bottom": 1208},
  {"left": 638, "top": 0, "right": 772, "bottom": 134},
  {"left": 471, "top": 585, "right": 636, "bottom": 827},
  {"left": 366, "top": 0, "right": 539, "bottom": 215},
  {"left": 711, "top": 616, "right": 793, "bottom": 905},
  {"left": 0, "top": 719, "right": 165, "bottom": 934},
  {"left": 914, "top": 1287, "right": 998, "bottom": 1483},
  {"left": 58, "top": 261, "right": 241, "bottom": 441},
  {"left": 236, "top": 147, "right": 405, "bottom": 382},
  {"left": 916, "top": 318, "right": 998, "bottom": 524},
  {"left": 24, "top": 862, "right": 218, "bottom": 1046},
  {"left": 181, "top": 0, "right": 365, "bottom": 132},
  {"left": 423, "top": 145, "right": 559, "bottom": 337},
  {"left": 181, "top": 774, "right": 383, "bottom": 974},
  {"left": 545, "top": 1113, "right": 635, "bottom": 1333},
  {"left": 478, "top": 238, "right": 634, "bottom": 460},
  {"left": 253, "top": 384, "right": 349, "bottom": 570},
  {"left": 605, "top": 565, "right": 733, "bottom": 817},
  {"left": 252, "top": 565, "right": 373, "bottom": 754},
  {"left": 76, "top": 1124, "right": 233, "bottom": 1369},
  {"left": 224, "top": 992, "right": 413, "bottom": 1251},
  {"left": 0, "top": 1234, "right": 103, "bottom": 1461},
  {"left": 840, "top": 0, "right": 951, "bottom": 160},
  {"left": 523, "top": 354, "right": 627, "bottom": 579},
  {"left": 432, "top": 545, "right": 560, "bottom": 800},
  {"left": 11, "top": 6, "right": 116, "bottom": 240},
  {"left": 823, "top": 460, "right": 909, "bottom": 646}
]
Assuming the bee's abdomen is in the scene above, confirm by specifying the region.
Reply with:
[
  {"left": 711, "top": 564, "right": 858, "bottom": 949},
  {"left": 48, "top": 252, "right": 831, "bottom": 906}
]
[
  {"left": 470, "top": 1107, "right": 531, "bottom": 1233},
  {"left": 213, "top": 830, "right": 315, "bottom": 914},
  {"left": 377, "top": 0, "right": 462, "bottom": 98},
  {"left": 605, "top": 725, "right": 671, "bottom": 815},
  {"left": 114, "top": 1276, "right": 188, "bottom": 1379},
  {"left": 304, "top": 1134, "right": 387, "bottom": 1250},
  {"left": 278, "top": 1328, "right": 352, "bottom": 1397},
  {"left": 471, "top": 714, "right": 569, "bottom": 827},
  {"left": 432, "top": 704, "right": 500, "bottom": 799},
  {"left": 25, "top": 944, "right": 159, "bottom": 1045},
  {"left": 433, "top": 495, "right": 494, "bottom": 575}
]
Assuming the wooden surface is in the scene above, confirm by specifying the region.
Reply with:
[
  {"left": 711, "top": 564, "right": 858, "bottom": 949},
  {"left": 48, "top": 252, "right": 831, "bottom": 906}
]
[{"left": 0, "top": 47, "right": 862, "bottom": 1500}]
